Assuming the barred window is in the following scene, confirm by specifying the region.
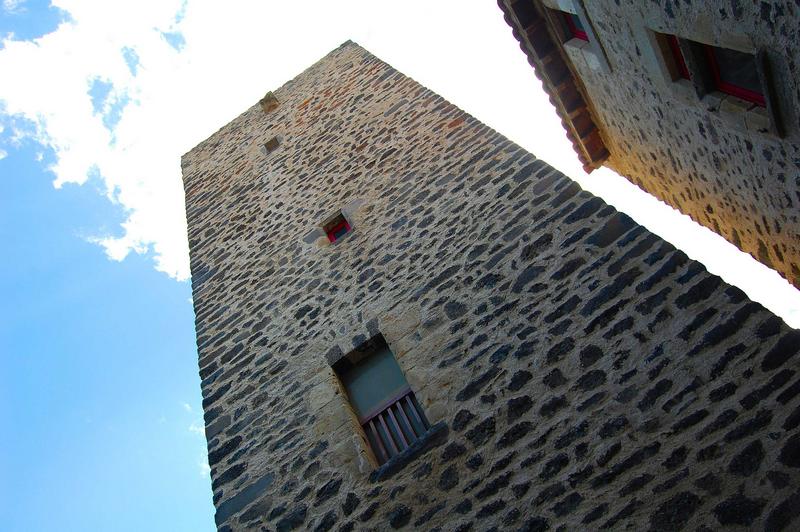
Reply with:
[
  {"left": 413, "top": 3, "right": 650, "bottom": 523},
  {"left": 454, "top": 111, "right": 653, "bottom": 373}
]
[{"left": 333, "top": 336, "right": 430, "bottom": 465}]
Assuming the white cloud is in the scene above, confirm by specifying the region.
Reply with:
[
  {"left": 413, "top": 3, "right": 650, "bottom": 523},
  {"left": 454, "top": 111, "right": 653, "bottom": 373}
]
[
  {"left": 0, "top": 0, "right": 797, "bottom": 325},
  {"left": 188, "top": 420, "right": 204, "bottom": 437},
  {"left": 182, "top": 402, "right": 192, "bottom": 413},
  {"left": 196, "top": 454, "right": 210, "bottom": 477},
  {"left": 0, "top": 148, "right": 7, "bottom": 160},
  {"left": 3, "top": 0, "right": 27, "bottom": 14}
]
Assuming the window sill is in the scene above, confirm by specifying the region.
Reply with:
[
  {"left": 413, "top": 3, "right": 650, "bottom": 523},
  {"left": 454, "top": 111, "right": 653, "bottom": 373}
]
[
  {"left": 702, "top": 91, "right": 777, "bottom": 137},
  {"left": 563, "top": 37, "right": 610, "bottom": 73},
  {"left": 369, "top": 421, "right": 449, "bottom": 482}
]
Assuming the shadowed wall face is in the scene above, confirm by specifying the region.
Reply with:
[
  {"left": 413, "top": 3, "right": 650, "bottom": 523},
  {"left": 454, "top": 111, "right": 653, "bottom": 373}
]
[
  {"left": 182, "top": 42, "right": 800, "bottom": 531},
  {"left": 502, "top": 0, "right": 800, "bottom": 289}
]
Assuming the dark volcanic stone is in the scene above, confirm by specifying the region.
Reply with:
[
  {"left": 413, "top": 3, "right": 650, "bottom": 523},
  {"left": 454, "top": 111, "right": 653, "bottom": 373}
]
[
  {"left": 765, "top": 490, "right": 800, "bottom": 531},
  {"left": 213, "top": 462, "right": 246, "bottom": 490},
  {"left": 599, "top": 416, "right": 628, "bottom": 439},
  {"left": 438, "top": 465, "right": 459, "bottom": 491},
  {"left": 539, "top": 453, "right": 569, "bottom": 480},
  {"left": 517, "top": 516, "right": 549, "bottom": 531},
  {"left": 728, "top": 440, "right": 765, "bottom": 476},
  {"left": 209, "top": 436, "right": 243, "bottom": 466},
  {"left": 534, "top": 482, "right": 566, "bottom": 505},
  {"left": 387, "top": 505, "right": 412, "bottom": 529},
  {"left": 342, "top": 492, "right": 359, "bottom": 516},
  {"left": 552, "top": 492, "right": 583, "bottom": 517},
  {"left": 546, "top": 338, "right": 575, "bottom": 364},
  {"left": 576, "top": 370, "right": 607, "bottom": 391},
  {"left": 497, "top": 421, "right": 533, "bottom": 448},
  {"left": 579, "top": 345, "right": 603, "bottom": 367},
  {"left": 314, "top": 478, "right": 342, "bottom": 505},
  {"left": 508, "top": 396, "right": 534, "bottom": 421},
  {"left": 452, "top": 409, "right": 475, "bottom": 431},
  {"left": 540, "top": 395, "right": 568, "bottom": 417},
  {"left": 313, "top": 510, "right": 336, "bottom": 532},
  {"left": 779, "top": 434, "right": 800, "bottom": 468},
  {"left": 713, "top": 494, "right": 766, "bottom": 526},
  {"left": 693, "top": 472, "right": 721, "bottom": 495},
  {"left": 456, "top": 367, "right": 501, "bottom": 401},
  {"left": 508, "top": 370, "right": 533, "bottom": 391},
  {"left": 276, "top": 504, "right": 307, "bottom": 532},
  {"left": 582, "top": 503, "right": 608, "bottom": 524},
  {"left": 661, "top": 446, "right": 688, "bottom": 470},
  {"left": 761, "top": 330, "right": 800, "bottom": 371},
  {"left": 444, "top": 301, "right": 468, "bottom": 319},
  {"left": 466, "top": 417, "right": 496, "bottom": 446},
  {"left": 649, "top": 491, "right": 701, "bottom": 531},
  {"left": 441, "top": 442, "right": 467, "bottom": 462},
  {"left": 543, "top": 369, "right": 567, "bottom": 388},
  {"left": 214, "top": 472, "right": 275, "bottom": 525}
]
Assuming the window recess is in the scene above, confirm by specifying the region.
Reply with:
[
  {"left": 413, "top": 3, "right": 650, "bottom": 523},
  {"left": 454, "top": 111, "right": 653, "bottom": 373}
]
[
  {"left": 702, "top": 45, "right": 765, "bottom": 106},
  {"left": 333, "top": 336, "right": 430, "bottom": 466},
  {"left": 665, "top": 34, "right": 691, "bottom": 80},
  {"left": 544, "top": 2, "right": 611, "bottom": 73},
  {"left": 323, "top": 212, "right": 352, "bottom": 243},
  {"left": 647, "top": 30, "right": 783, "bottom": 136},
  {"left": 562, "top": 11, "right": 588, "bottom": 42}
]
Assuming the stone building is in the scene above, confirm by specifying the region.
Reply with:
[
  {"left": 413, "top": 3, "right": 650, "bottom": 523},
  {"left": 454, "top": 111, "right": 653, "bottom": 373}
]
[
  {"left": 498, "top": 0, "right": 800, "bottom": 290},
  {"left": 181, "top": 42, "right": 800, "bottom": 531}
]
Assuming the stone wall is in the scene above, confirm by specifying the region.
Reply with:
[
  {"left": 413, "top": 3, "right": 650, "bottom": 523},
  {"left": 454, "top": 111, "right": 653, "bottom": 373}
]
[
  {"left": 181, "top": 41, "right": 800, "bottom": 531},
  {"left": 541, "top": 0, "right": 800, "bottom": 289}
]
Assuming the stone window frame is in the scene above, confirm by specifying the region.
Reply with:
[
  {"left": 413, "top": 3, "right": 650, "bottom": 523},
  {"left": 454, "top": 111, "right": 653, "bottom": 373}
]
[
  {"left": 302, "top": 200, "right": 364, "bottom": 247},
  {"left": 262, "top": 135, "right": 281, "bottom": 155},
  {"left": 330, "top": 334, "right": 430, "bottom": 466},
  {"left": 322, "top": 212, "right": 352, "bottom": 243},
  {"left": 325, "top": 332, "right": 448, "bottom": 479},
  {"left": 640, "top": 25, "right": 784, "bottom": 138},
  {"left": 540, "top": 0, "right": 611, "bottom": 74}
]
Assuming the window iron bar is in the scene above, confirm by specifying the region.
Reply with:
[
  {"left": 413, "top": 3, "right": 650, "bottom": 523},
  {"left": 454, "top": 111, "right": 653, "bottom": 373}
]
[{"left": 362, "top": 389, "right": 429, "bottom": 465}]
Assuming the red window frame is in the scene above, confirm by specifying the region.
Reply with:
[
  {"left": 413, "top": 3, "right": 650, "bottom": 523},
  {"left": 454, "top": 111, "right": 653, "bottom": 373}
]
[
  {"left": 562, "top": 12, "right": 588, "bottom": 41},
  {"left": 703, "top": 45, "right": 765, "bottom": 106},
  {"left": 666, "top": 35, "right": 691, "bottom": 80},
  {"left": 326, "top": 219, "right": 351, "bottom": 243}
]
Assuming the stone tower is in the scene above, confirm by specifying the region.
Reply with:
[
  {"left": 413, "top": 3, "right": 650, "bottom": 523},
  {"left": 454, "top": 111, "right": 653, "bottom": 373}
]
[
  {"left": 181, "top": 42, "right": 800, "bottom": 531},
  {"left": 499, "top": 0, "right": 800, "bottom": 290}
]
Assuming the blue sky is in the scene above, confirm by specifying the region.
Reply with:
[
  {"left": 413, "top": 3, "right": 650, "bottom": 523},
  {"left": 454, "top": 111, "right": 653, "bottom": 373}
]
[
  {"left": 0, "top": 125, "right": 214, "bottom": 531},
  {"left": 1, "top": 1, "right": 799, "bottom": 531},
  {"left": 0, "top": 3, "right": 213, "bottom": 531}
]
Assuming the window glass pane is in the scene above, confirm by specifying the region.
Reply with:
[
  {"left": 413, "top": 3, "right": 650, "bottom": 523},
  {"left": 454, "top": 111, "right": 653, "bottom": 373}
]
[
  {"left": 710, "top": 47, "right": 761, "bottom": 94},
  {"left": 569, "top": 13, "right": 585, "bottom": 33},
  {"left": 332, "top": 223, "right": 349, "bottom": 240},
  {"left": 340, "top": 345, "right": 409, "bottom": 419}
]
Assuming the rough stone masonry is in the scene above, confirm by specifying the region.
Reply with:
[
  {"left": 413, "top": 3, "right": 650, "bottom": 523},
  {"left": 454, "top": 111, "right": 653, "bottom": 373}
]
[
  {"left": 181, "top": 42, "right": 800, "bottom": 531},
  {"left": 501, "top": 0, "right": 800, "bottom": 290}
]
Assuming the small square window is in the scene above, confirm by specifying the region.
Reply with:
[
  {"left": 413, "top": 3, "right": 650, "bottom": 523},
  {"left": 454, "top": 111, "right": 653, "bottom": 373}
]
[
  {"left": 264, "top": 136, "right": 280, "bottom": 154},
  {"left": 323, "top": 213, "right": 351, "bottom": 243},
  {"left": 703, "top": 45, "right": 765, "bottom": 106},
  {"left": 562, "top": 12, "right": 588, "bottom": 41},
  {"left": 333, "top": 336, "right": 430, "bottom": 466}
]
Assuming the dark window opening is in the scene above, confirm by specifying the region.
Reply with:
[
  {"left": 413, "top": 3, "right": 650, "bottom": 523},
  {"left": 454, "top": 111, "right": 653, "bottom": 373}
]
[
  {"left": 333, "top": 336, "right": 430, "bottom": 466},
  {"left": 264, "top": 136, "right": 280, "bottom": 154},
  {"left": 562, "top": 12, "right": 588, "bottom": 41},
  {"left": 323, "top": 213, "right": 351, "bottom": 243},
  {"left": 703, "top": 45, "right": 765, "bottom": 106},
  {"left": 665, "top": 34, "right": 691, "bottom": 80}
]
